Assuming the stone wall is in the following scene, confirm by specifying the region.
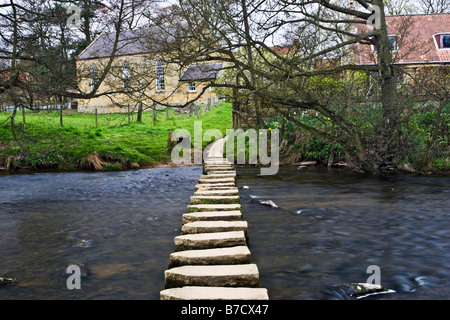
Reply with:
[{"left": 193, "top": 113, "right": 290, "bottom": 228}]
[{"left": 76, "top": 54, "right": 219, "bottom": 113}]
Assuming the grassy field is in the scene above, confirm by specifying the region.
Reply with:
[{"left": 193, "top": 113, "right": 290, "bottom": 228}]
[{"left": 0, "top": 103, "right": 233, "bottom": 171}]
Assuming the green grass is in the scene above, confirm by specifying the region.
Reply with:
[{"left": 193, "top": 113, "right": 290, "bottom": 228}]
[{"left": 0, "top": 103, "right": 233, "bottom": 171}]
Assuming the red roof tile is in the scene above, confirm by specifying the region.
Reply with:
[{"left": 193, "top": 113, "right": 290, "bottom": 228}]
[{"left": 353, "top": 13, "right": 450, "bottom": 65}]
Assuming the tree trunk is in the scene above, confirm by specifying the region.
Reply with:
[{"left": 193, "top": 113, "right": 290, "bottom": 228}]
[
  {"left": 373, "top": 0, "right": 401, "bottom": 165},
  {"left": 137, "top": 102, "right": 143, "bottom": 122},
  {"left": 241, "top": 0, "right": 261, "bottom": 128}
]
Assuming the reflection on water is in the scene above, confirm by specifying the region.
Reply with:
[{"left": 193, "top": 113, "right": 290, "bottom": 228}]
[
  {"left": 236, "top": 166, "right": 450, "bottom": 300},
  {"left": 0, "top": 167, "right": 202, "bottom": 300}
]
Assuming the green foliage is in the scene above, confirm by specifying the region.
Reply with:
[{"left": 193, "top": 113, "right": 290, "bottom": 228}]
[{"left": 0, "top": 103, "right": 233, "bottom": 171}]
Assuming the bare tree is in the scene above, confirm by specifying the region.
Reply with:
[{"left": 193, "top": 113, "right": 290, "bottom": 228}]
[
  {"left": 416, "top": 0, "right": 450, "bottom": 13},
  {"left": 0, "top": 0, "right": 154, "bottom": 164},
  {"left": 384, "top": 0, "right": 417, "bottom": 15},
  {"left": 172, "top": 0, "right": 409, "bottom": 170}
]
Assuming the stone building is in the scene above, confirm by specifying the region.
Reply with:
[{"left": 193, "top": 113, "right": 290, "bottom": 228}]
[{"left": 76, "top": 28, "right": 222, "bottom": 113}]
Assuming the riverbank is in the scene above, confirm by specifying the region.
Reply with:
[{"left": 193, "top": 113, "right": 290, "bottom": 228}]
[{"left": 0, "top": 103, "right": 232, "bottom": 173}]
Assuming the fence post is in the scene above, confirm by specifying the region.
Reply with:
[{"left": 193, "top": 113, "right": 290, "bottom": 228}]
[
  {"left": 137, "top": 103, "right": 143, "bottom": 123},
  {"left": 95, "top": 109, "right": 98, "bottom": 128},
  {"left": 22, "top": 106, "right": 26, "bottom": 125},
  {"left": 166, "top": 107, "right": 169, "bottom": 120},
  {"left": 128, "top": 104, "right": 131, "bottom": 124},
  {"left": 60, "top": 103, "right": 64, "bottom": 126}
]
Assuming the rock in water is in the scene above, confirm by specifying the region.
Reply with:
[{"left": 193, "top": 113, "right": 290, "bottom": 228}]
[
  {"left": 343, "top": 283, "right": 395, "bottom": 299},
  {"left": 259, "top": 200, "right": 279, "bottom": 208},
  {"left": 0, "top": 277, "right": 17, "bottom": 286}
]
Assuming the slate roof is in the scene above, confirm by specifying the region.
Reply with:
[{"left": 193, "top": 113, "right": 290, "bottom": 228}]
[
  {"left": 77, "top": 27, "right": 175, "bottom": 60},
  {"left": 353, "top": 13, "right": 450, "bottom": 65},
  {"left": 179, "top": 63, "right": 223, "bottom": 82},
  {"left": 77, "top": 27, "right": 223, "bottom": 82}
]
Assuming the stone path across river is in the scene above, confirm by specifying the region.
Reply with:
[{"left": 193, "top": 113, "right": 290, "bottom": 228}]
[{"left": 160, "top": 138, "right": 269, "bottom": 300}]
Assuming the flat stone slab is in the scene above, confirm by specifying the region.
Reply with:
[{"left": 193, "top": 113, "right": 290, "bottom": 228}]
[
  {"left": 198, "top": 178, "right": 236, "bottom": 184},
  {"left": 160, "top": 286, "right": 269, "bottom": 300},
  {"left": 183, "top": 211, "right": 242, "bottom": 224},
  {"left": 195, "top": 183, "right": 236, "bottom": 190},
  {"left": 182, "top": 221, "right": 248, "bottom": 235},
  {"left": 200, "top": 174, "right": 236, "bottom": 179},
  {"left": 188, "top": 204, "right": 241, "bottom": 212},
  {"left": 205, "top": 161, "right": 233, "bottom": 166},
  {"left": 174, "top": 231, "right": 246, "bottom": 250},
  {"left": 169, "top": 246, "right": 251, "bottom": 267},
  {"left": 194, "top": 189, "right": 239, "bottom": 196},
  {"left": 190, "top": 195, "right": 240, "bottom": 204},
  {"left": 204, "top": 166, "right": 234, "bottom": 171},
  {"left": 164, "top": 264, "right": 260, "bottom": 288},
  {"left": 207, "top": 171, "right": 236, "bottom": 176}
]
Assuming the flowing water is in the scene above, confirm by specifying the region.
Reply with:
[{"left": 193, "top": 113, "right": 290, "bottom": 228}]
[
  {"left": 0, "top": 166, "right": 449, "bottom": 300},
  {"left": 0, "top": 166, "right": 202, "bottom": 300},
  {"left": 236, "top": 166, "right": 450, "bottom": 300}
]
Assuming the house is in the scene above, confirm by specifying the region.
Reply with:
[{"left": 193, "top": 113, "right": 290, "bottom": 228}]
[
  {"left": 75, "top": 27, "right": 222, "bottom": 113},
  {"left": 353, "top": 13, "right": 450, "bottom": 83}
]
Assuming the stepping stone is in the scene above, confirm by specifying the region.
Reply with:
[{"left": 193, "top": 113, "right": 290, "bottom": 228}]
[
  {"left": 174, "top": 231, "right": 246, "bottom": 250},
  {"left": 195, "top": 183, "right": 236, "bottom": 190},
  {"left": 190, "top": 195, "right": 240, "bottom": 204},
  {"left": 169, "top": 246, "right": 251, "bottom": 267},
  {"left": 182, "top": 211, "right": 242, "bottom": 224},
  {"left": 188, "top": 204, "right": 241, "bottom": 212},
  {"left": 205, "top": 160, "right": 232, "bottom": 164},
  {"left": 204, "top": 166, "right": 234, "bottom": 171},
  {"left": 198, "top": 178, "right": 236, "bottom": 184},
  {"left": 164, "top": 264, "right": 260, "bottom": 288},
  {"left": 205, "top": 157, "right": 231, "bottom": 162},
  {"left": 194, "top": 189, "right": 239, "bottom": 196},
  {"left": 200, "top": 174, "right": 236, "bottom": 179},
  {"left": 160, "top": 286, "right": 269, "bottom": 300},
  {"left": 204, "top": 163, "right": 233, "bottom": 167},
  {"left": 182, "top": 221, "right": 248, "bottom": 236},
  {"left": 207, "top": 171, "right": 236, "bottom": 176}
]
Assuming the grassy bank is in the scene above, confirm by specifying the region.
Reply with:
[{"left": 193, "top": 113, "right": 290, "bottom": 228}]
[{"left": 0, "top": 103, "right": 232, "bottom": 172}]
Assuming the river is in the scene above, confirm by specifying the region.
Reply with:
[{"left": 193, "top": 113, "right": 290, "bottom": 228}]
[
  {"left": 0, "top": 166, "right": 448, "bottom": 300},
  {"left": 236, "top": 165, "right": 449, "bottom": 300}
]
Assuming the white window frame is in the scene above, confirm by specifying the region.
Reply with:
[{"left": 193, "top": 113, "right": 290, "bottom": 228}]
[
  {"left": 188, "top": 82, "right": 196, "bottom": 93},
  {"left": 370, "top": 35, "right": 399, "bottom": 52},
  {"left": 122, "top": 61, "right": 131, "bottom": 90},
  {"left": 388, "top": 35, "right": 399, "bottom": 52},
  {"left": 433, "top": 33, "right": 450, "bottom": 50},
  {"left": 156, "top": 58, "right": 165, "bottom": 92},
  {"left": 90, "top": 64, "right": 98, "bottom": 92}
]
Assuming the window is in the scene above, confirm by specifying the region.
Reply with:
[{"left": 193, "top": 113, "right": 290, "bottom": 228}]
[
  {"left": 90, "top": 64, "right": 98, "bottom": 92},
  {"left": 388, "top": 35, "right": 398, "bottom": 51},
  {"left": 156, "top": 58, "right": 165, "bottom": 92},
  {"left": 123, "top": 61, "right": 131, "bottom": 89},
  {"left": 370, "top": 35, "right": 398, "bottom": 52},
  {"left": 443, "top": 35, "right": 450, "bottom": 48},
  {"left": 188, "top": 82, "right": 196, "bottom": 92},
  {"left": 437, "top": 34, "right": 450, "bottom": 49}
]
